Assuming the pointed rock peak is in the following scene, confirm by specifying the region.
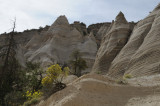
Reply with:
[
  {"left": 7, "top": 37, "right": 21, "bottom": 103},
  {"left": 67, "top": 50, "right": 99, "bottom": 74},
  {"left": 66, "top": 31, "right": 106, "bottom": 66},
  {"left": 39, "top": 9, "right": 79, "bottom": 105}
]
[
  {"left": 118, "top": 11, "right": 123, "bottom": 16},
  {"left": 115, "top": 11, "right": 128, "bottom": 24},
  {"left": 53, "top": 15, "right": 69, "bottom": 26},
  {"left": 153, "top": 3, "right": 160, "bottom": 11}
]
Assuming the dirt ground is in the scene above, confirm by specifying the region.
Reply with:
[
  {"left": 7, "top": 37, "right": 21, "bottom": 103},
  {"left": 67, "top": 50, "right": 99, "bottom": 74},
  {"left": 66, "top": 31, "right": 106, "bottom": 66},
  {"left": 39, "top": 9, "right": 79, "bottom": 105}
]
[{"left": 38, "top": 74, "right": 160, "bottom": 106}]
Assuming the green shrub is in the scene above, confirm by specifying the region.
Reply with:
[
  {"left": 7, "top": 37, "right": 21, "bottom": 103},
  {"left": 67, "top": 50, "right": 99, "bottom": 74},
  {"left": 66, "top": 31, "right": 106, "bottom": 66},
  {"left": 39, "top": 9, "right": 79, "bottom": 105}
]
[
  {"left": 4, "top": 91, "right": 26, "bottom": 106},
  {"left": 123, "top": 74, "right": 132, "bottom": 79},
  {"left": 25, "top": 61, "right": 44, "bottom": 91},
  {"left": 69, "top": 50, "right": 88, "bottom": 77},
  {"left": 96, "top": 71, "right": 101, "bottom": 74}
]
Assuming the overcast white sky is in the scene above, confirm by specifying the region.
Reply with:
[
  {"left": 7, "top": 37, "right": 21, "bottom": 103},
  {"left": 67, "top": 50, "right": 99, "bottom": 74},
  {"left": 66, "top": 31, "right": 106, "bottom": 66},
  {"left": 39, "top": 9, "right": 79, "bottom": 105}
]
[{"left": 0, "top": 0, "right": 159, "bottom": 34}]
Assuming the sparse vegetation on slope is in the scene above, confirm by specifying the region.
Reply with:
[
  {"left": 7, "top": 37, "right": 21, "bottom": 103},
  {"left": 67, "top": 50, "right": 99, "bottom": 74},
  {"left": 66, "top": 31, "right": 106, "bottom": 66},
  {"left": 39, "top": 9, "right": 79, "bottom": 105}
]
[
  {"left": 42, "top": 64, "right": 69, "bottom": 98},
  {"left": 69, "top": 50, "right": 88, "bottom": 77}
]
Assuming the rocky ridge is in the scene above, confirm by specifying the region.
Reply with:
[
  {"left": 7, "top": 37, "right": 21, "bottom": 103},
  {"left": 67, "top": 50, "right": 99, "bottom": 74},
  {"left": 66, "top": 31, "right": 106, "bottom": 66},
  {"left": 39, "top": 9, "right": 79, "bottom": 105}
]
[
  {"left": 91, "top": 4, "right": 160, "bottom": 79},
  {"left": 92, "top": 11, "right": 133, "bottom": 74},
  {"left": 107, "top": 3, "right": 160, "bottom": 78},
  {"left": 24, "top": 16, "right": 97, "bottom": 73},
  {"left": 37, "top": 3, "right": 160, "bottom": 106},
  {"left": 1, "top": 3, "right": 160, "bottom": 106}
]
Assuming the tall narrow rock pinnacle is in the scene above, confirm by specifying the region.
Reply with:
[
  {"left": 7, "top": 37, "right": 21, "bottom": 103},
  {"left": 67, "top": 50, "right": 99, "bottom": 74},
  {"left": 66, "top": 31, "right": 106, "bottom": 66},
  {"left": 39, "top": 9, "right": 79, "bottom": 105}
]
[
  {"left": 115, "top": 11, "right": 128, "bottom": 24},
  {"left": 52, "top": 15, "right": 69, "bottom": 26}
]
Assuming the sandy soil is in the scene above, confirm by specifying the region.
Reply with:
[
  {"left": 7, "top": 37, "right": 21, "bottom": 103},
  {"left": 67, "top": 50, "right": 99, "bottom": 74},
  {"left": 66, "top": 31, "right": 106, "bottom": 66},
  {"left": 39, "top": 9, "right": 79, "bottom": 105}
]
[{"left": 37, "top": 74, "right": 160, "bottom": 106}]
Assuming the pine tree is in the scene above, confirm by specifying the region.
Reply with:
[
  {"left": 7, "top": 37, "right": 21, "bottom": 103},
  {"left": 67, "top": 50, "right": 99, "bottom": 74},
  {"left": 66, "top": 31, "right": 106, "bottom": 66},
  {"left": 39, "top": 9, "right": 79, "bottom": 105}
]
[
  {"left": 69, "top": 50, "right": 88, "bottom": 77},
  {"left": 0, "top": 19, "right": 19, "bottom": 105}
]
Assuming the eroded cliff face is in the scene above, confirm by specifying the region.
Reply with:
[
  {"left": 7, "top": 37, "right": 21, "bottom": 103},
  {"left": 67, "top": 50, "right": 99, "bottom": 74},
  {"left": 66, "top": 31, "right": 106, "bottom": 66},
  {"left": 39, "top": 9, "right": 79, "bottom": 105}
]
[
  {"left": 108, "top": 4, "right": 160, "bottom": 78},
  {"left": 0, "top": 28, "right": 47, "bottom": 67},
  {"left": 92, "top": 12, "right": 133, "bottom": 74},
  {"left": 0, "top": 3, "right": 159, "bottom": 106},
  {"left": 70, "top": 21, "right": 88, "bottom": 36},
  {"left": 24, "top": 16, "right": 97, "bottom": 73},
  {"left": 1, "top": 4, "right": 160, "bottom": 79},
  {"left": 95, "top": 23, "right": 111, "bottom": 46},
  {"left": 0, "top": 16, "right": 98, "bottom": 73},
  {"left": 36, "top": 4, "right": 160, "bottom": 106},
  {"left": 87, "top": 23, "right": 107, "bottom": 35},
  {"left": 92, "top": 4, "right": 160, "bottom": 78}
]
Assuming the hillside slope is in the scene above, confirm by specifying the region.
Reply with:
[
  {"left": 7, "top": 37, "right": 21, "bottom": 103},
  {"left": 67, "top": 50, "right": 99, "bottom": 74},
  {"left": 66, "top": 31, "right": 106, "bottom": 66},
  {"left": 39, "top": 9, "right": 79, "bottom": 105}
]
[
  {"left": 38, "top": 74, "right": 160, "bottom": 106},
  {"left": 25, "top": 16, "right": 97, "bottom": 73},
  {"left": 37, "top": 3, "right": 160, "bottom": 106},
  {"left": 92, "top": 3, "right": 160, "bottom": 79},
  {"left": 108, "top": 3, "right": 160, "bottom": 78}
]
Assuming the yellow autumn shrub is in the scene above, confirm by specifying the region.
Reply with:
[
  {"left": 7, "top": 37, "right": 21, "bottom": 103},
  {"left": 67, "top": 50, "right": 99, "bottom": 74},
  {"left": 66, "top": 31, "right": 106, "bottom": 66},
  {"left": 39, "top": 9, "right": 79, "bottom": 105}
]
[
  {"left": 41, "top": 64, "right": 69, "bottom": 86},
  {"left": 25, "top": 90, "right": 43, "bottom": 100},
  {"left": 23, "top": 90, "right": 42, "bottom": 106}
]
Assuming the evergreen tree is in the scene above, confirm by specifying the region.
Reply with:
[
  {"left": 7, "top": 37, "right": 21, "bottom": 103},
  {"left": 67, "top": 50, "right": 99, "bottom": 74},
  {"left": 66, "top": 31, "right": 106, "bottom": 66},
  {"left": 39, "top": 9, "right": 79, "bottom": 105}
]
[
  {"left": 0, "top": 19, "right": 20, "bottom": 105},
  {"left": 69, "top": 50, "right": 88, "bottom": 77}
]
